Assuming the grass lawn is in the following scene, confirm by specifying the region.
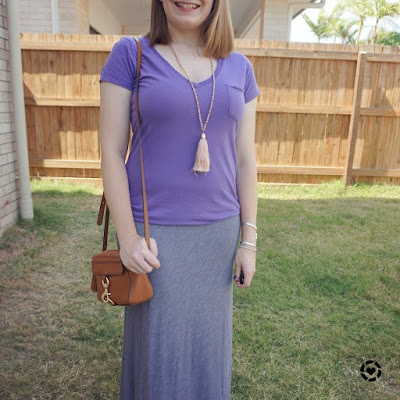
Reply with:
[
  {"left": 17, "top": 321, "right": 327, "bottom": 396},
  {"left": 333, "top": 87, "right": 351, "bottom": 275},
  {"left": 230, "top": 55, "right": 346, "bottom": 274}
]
[{"left": 0, "top": 177, "right": 399, "bottom": 399}]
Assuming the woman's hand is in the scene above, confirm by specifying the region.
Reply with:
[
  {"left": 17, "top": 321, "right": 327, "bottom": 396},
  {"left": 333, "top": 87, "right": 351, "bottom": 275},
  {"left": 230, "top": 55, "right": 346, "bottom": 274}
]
[
  {"left": 233, "top": 247, "right": 256, "bottom": 288},
  {"left": 120, "top": 233, "right": 161, "bottom": 274}
]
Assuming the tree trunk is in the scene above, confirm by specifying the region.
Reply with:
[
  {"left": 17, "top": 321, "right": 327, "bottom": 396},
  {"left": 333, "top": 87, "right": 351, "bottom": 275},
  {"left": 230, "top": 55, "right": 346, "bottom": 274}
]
[
  {"left": 356, "top": 19, "right": 363, "bottom": 44},
  {"left": 372, "top": 19, "right": 379, "bottom": 45}
]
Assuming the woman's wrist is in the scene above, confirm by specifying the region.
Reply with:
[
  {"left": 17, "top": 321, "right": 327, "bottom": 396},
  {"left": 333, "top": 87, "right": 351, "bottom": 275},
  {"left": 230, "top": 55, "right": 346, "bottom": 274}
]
[
  {"left": 239, "top": 221, "right": 257, "bottom": 251},
  {"left": 240, "top": 222, "right": 257, "bottom": 240},
  {"left": 119, "top": 232, "right": 140, "bottom": 247},
  {"left": 237, "top": 244, "right": 257, "bottom": 252},
  {"left": 240, "top": 227, "right": 257, "bottom": 242}
]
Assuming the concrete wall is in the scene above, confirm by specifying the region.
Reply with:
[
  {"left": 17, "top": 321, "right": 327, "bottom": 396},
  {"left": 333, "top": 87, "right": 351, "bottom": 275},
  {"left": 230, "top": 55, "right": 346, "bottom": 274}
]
[
  {"left": 76, "top": 0, "right": 89, "bottom": 33},
  {"left": 56, "top": 0, "right": 89, "bottom": 33},
  {"left": 0, "top": 0, "right": 20, "bottom": 238},
  {"left": 261, "top": 0, "right": 291, "bottom": 41},
  {"left": 240, "top": 1, "right": 312, "bottom": 41},
  {"left": 240, "top": 11, "right": 261, "bottom": 39},
  {"left": 89, "top": 0, "right": 121, "bottom": 34}
]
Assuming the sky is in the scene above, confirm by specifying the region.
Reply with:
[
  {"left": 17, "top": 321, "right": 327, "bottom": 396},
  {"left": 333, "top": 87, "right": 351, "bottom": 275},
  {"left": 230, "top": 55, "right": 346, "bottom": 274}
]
[{"left": 289, "top": 0, "right": 400, "bottom": 43}]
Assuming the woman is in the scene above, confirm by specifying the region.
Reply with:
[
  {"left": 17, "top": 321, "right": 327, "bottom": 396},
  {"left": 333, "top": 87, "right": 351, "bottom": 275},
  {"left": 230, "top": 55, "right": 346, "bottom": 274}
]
[{"left": 99, "top": 0, "right": 260, "bottom": 398}]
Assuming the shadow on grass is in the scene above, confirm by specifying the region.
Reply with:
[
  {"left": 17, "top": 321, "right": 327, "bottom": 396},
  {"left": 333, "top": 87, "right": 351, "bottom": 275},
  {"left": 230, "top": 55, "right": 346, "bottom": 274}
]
[{"left": 1, "top": 179, "right": 399, "bottom": 399}]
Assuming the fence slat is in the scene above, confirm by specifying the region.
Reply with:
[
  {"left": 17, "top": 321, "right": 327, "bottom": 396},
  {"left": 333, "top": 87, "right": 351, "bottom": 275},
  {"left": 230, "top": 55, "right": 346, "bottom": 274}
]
[
  {"left": 20, "top": 33, "right": 400, "bottom": 185},
  {"left": 344, "top": 51, "right": 367, "bottom": 186}
]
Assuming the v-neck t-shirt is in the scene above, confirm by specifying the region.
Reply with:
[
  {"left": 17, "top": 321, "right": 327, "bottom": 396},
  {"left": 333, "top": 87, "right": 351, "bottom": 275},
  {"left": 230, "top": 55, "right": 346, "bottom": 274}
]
[{"left": 99, "top": 35, "right": 260, "bottom": 225}]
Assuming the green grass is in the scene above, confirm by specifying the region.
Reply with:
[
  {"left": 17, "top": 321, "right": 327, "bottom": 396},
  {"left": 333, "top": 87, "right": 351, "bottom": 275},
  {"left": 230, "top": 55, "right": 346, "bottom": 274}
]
[{"left": 0, "top": 177, "right": 399, "bottom": 399}]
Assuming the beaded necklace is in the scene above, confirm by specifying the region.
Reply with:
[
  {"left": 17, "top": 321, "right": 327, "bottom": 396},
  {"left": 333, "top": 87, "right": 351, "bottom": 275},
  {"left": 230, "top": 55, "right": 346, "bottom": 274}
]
[{"left": 168, "top": 43, "right": 216, "bottom": 175}]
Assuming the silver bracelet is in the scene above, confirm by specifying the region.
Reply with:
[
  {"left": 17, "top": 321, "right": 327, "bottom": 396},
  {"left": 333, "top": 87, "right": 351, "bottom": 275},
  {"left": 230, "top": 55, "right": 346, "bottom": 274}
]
[
  {"left": 238, "top": 244, "right": 257, "bottom": 252},
  {"left": 241, "top": 222, "right": 257, "bottom": 231},
  {"left": 241, "top": 233, "right": 257, "bottom": 242},
  {"left": 240, "top": 241, "right": 256, "bottom": 247}
]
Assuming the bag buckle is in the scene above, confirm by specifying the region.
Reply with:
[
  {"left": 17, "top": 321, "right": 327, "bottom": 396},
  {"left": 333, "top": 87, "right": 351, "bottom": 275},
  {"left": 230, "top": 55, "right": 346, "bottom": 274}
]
[{"left": 101, "top": 276, "right": 115, "bottom": 306}]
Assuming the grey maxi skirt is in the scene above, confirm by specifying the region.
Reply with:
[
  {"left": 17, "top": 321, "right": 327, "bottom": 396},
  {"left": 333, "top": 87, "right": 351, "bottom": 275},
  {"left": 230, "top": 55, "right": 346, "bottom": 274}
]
[{"left": 116, "top": 214, "right": 241, "bottom": 400}]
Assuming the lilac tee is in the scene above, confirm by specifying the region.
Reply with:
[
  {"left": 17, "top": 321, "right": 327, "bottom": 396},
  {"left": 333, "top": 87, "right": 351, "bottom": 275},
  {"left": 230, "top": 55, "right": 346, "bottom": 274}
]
[{"left": 99, "top": 35, "right": 260, "bottom": 225}]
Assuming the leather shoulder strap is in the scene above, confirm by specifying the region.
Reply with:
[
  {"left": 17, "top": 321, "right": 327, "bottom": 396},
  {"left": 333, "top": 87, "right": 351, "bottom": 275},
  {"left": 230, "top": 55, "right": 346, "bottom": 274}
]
[
  {"left": 98, "top": 35, "right": 150, "bottom": 251},
  {"left": 134, "top": 36, "right": 151, "bottom": 249}
]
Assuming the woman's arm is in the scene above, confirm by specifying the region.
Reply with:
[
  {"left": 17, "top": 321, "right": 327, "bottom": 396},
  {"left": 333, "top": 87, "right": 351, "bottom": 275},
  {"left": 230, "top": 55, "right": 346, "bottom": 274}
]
[
  {"left": 99, "top": 81, "right": 160, "bottom": 274},
  {"left": 100, "top": 81, "right": 160, "bottom": 273},
  {"left": 234, "top": 97, "right": 258, "bottom": 287},
  {"left": 99, "top": 81, "right": 138, "bottom": 244},
  {"left": 236, "top": 97, "right": 258, "bottom": 243}
]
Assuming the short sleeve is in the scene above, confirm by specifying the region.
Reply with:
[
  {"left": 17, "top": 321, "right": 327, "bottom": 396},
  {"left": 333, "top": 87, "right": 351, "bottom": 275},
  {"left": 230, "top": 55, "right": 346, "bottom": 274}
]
[
  {"left": 99, "top": 36, "right": 137, "bottom": 92},
  {"left": 243, "top": 56, "right": 260, "bottom": 103}
]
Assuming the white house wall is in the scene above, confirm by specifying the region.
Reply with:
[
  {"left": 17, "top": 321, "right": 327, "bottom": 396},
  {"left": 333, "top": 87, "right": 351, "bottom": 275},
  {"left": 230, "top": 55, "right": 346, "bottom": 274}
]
[
  {"left": 238, "top": 1, "right": 290, "bottom": 41},
  {"left": 262, "top": 0, "right": 291, "bottom": 40},
  {"left": 17, "top": 0, "right": 315, "bottom": 39},
  {"left": 57, "top": 0, "right": 89, "bottom": 33},
  {"left": 18, "top": 0, "right": 90, "bottom": 34},
  {"left": 19, "top": 0, "right": 53, "bottom": 32},
  {"left": 239, "top": 1, "right": 323, "bottom": 41},
  {"left": 76, "top": 0, "right": 89, "bottom": 33},
  {"left": 0, "top": 0, "right": 21, "bottom": 237},
  {"left": 241, "top": 14, "right": 261, "bottom": 40},
  {"left": 90, "top": 0, "right": 121, "bottom": 34},
  {"left": 14, "top": 0, "right": 310, "bottom": 46}
]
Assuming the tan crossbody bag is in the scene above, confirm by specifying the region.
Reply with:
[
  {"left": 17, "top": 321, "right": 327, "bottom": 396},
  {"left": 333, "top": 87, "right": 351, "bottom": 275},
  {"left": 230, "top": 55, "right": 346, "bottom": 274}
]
[{"left": 90, "top": 36, "right": 154, "bottom": 306}]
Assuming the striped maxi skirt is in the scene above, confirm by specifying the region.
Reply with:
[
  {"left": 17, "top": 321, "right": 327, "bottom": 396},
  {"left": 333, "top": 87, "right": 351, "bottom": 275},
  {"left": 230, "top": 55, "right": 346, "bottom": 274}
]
[{"left": 116, "top": 213, "right": 241, "bottom": 400}]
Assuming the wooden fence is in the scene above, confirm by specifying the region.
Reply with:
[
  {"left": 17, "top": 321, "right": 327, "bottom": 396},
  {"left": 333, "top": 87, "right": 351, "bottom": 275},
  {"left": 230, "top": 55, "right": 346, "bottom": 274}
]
[{"left": 20, "top": 33, "right": 400, "bottom": 185}]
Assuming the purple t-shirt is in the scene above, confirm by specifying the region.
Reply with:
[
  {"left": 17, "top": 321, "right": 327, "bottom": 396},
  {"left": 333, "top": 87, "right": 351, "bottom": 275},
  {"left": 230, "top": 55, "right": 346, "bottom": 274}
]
[{"left": 99, "top": 35, "right": 260, "bottom": 225}]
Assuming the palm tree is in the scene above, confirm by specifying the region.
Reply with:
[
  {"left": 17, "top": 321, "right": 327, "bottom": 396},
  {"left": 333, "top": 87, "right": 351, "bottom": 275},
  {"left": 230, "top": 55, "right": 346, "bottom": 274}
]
[
  {"left": 335, "top": 0, "right": 374, "bottom": 44},
  {"left": 327, "top": 14, "right": 341, "bottom": 43},
  {"left": 302, "top": 6, "right": 360, "bottom": 44},
  {"left": 369, "top": 0, "right": 400, "bottom": 44},
  {"left": 301, "top": 9, "right": 331, "bottom": 42},
  {"left": 335, "top": 0, "right": 400, "bottom": 44},
  {"left": 326, "top": 5, "right": 360, "bottom": 44},
  {"left": 336, "top": 19, "right": 360, "bottom": 44},
  {"left": 301, "top": 0, "right": 400, "bottom": 45}
]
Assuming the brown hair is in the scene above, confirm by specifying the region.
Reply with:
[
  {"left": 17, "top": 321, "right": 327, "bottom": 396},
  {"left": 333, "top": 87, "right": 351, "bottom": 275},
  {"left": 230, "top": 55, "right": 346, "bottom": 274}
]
[{"left": 143, "top": 0, "right": 235, "bottom": 58}]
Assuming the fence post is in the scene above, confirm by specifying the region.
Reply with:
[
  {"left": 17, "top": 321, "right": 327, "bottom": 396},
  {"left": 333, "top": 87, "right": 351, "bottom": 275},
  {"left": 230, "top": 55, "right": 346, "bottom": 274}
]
[{"left": 344, "top": 50, "right": 367, "bottom": 187}]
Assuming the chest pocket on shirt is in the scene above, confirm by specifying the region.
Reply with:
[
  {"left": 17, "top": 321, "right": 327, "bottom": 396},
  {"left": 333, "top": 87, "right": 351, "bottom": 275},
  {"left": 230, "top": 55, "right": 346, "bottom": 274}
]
[{"left": 225, "top": 83, "right": 245, "bottom": 123}]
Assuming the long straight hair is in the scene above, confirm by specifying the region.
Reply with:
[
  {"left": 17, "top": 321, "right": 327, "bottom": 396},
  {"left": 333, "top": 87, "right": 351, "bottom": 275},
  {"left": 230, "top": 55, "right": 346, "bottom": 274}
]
[{"left": 143, "top": 0, "right": 235, "bottom": 58}]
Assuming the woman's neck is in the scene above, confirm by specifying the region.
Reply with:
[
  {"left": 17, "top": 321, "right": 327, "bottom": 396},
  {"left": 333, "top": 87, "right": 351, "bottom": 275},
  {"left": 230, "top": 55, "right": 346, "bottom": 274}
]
[{"left": 168, "top": 24, "right": 204, "bottom": 48}]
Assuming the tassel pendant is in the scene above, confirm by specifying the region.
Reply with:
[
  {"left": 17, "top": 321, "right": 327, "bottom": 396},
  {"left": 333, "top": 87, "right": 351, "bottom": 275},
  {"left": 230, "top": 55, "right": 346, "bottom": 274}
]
[
  {"left": 191, "top": 133, "right": 210, "bottom": 174},
  {"left": 167, "top": 43, "right": 216, "bottom": 176}
]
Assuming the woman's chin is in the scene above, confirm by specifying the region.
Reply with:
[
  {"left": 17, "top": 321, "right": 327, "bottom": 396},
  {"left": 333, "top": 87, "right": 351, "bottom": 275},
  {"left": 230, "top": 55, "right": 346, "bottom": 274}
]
[{"left": 170, "top": 19, "right": 203, "bottom": 31}]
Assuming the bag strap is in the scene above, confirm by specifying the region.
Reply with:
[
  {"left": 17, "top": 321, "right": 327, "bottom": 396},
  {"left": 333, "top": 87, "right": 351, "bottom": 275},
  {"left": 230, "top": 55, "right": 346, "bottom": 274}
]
[{"left": 97, "top": 36, "right": 150, "bottom": 251}]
